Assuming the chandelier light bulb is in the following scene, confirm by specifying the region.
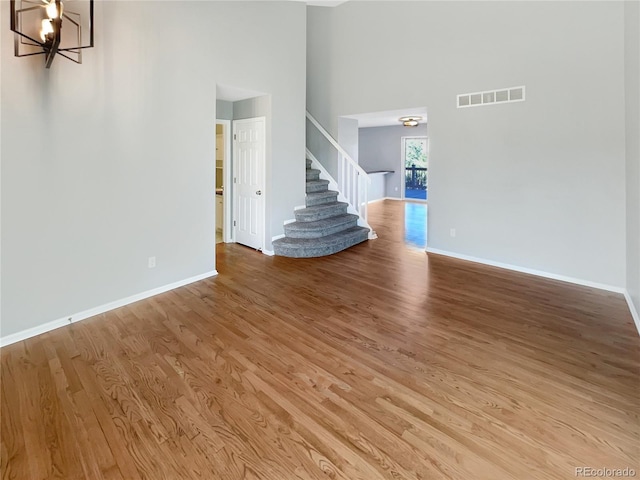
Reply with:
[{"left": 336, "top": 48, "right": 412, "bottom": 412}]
[
  {"left": 40, "top": 19, "right": 53, "bottom": 41},
  {"left": 45, "top": 0, "right": 62, "bottom": 19}
]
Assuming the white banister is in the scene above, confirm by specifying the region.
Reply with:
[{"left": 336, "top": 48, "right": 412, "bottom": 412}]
[
  {"left": 306, "top": 111, "right": 376, "bottom": 239},
  {"left": 306, "top": 112, "right": 370, "bottom": 179}
]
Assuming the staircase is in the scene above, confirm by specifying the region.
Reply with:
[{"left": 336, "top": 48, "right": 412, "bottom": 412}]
[{"left": 272, "top": 158, "right": 370, "bottom": 258}]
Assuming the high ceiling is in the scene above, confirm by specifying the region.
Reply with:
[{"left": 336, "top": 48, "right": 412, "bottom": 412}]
[
  {"left": 219, "top": 0, "right": 426, "bottom": 126},
  {"left": 297, "top": 0, "right": 349, "bottom": 6},
  {"left": 342, "top": 107, "right": 428, "bottom": 129},
  {"left": 227, "top": 0, "right": 349, "bottom": 5},
  {"left": 217, "top": 84, "right": 267, "bottom": 103}
]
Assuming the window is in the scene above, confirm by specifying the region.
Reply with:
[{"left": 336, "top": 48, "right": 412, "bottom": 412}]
[{"left": 402, "top": 137, "right": 428, "bottom": 201}]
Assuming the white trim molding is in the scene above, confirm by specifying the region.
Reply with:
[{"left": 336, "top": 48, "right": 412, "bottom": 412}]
[
  {"left": 428, "top": 248, "right": 638, "bottom": 336},
  {"left": 0, "top": 270, "right": 218, "bottom": 348},
  {"left": 425, "top": 248, "right": 625, "bottom": 293},
  {"left": 216, "top": 118, "right": 233, "bottom": 244},
  {"left": 368, "top": 196, "right": 403, "bottom": 204},
  {"left": 262, "top": 249, "right": 275, "bottom": 256},
  {"left": 624, "top": 291, "right": 640, "bottom": 335}
]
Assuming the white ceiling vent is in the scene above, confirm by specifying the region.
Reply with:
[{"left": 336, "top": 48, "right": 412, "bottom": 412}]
[{"left": 457, "top": 86, "right": 525, "bottom": 109}]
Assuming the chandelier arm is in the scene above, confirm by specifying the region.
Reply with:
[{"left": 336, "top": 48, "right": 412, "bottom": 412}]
[
  {"left": 89, "top": 0, "right": 93, "bottom": 47},
  {"left": 61, "top": 12, "right": 79, "bottom": 26},
  {"left": 57, "top": 45, "right": 93, "bottom": 51},
  {"left": 14, "top": 4, "right": 42, "bottom": 14},
  {"left": 56, "top": 51, "right": 81, "bottom": 63},
  {"left": 14, "top": 50, "right": 47, "bottom": 58},
  {"left": 13, "top": 30, "right": 44, "bottom": 46}
]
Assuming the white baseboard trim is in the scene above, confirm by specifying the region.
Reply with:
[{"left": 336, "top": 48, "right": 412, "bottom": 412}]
[
  {"left": 368, "top": 197, "right": 403, "bottom": 204},
  {"left": 283, "top": 218, "right": 296, "bottom": 225},
  {"left": 262, "top": 249, "right": 275, "bottom": 256},
  {"left": 294, "top": 205, "right": 306, "bottom": 211},
  {"left": 271, "top": 234, "right": 286, "bottom": 241},
  {"left": 0, "top": 270, "right": 218, "bottom": 348},
  {"left": 624, "top": 291, "right": 640, "bottom": 335},
  {"left": 425, "top": 248, "right": 625, "bottom": 294}
]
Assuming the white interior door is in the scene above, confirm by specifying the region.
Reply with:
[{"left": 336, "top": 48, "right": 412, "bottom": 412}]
[{"left": 233, "top": 117, "right": 265, "bottom": 250}]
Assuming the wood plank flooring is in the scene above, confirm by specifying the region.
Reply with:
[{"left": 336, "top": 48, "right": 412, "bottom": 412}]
[{"left": 2, "top": 200, "right": 639, "bottom": 479}]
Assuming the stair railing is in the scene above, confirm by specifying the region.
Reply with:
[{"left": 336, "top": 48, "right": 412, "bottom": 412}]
[{"left": 306, "top": 111, "right": 375, "bottom": 238}]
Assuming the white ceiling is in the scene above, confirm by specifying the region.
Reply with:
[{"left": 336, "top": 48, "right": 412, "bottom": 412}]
[
  {"left": 219, "top": 0, "right": 349, "bottom": 5},
  {"left": 216, "top": 84, "right": 267, "bottom": 103},
  {"left": 296, "top": 0, "right": 350, "bottom": 6},
  {"left": 342, "top": 107, "right": 428, "bottom": 129}
]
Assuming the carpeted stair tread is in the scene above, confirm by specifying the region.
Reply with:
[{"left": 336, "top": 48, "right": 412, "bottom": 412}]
[
  {"left": 306, "top": 179, "right": 330, "bottom": 193},
  {"left": 274, "top": 158, "right": 369, "bottom": 258},
  {"left": 305, "top": 190, "right": 339, "bottom": 206},
  {"left": 284, "top": 214, "right": 358, "bottom": 238},
  {"left": 306, "top": 169, "right": 321, "bottom": 180},
  {"left": 295, "top": 202, "right": 348, "bottom": 222},
  {"left": 273, "top": 226, "right": 369, "bottom": 258}
]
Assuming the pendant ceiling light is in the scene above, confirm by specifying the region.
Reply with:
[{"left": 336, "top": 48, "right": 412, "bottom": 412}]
[
  {"left": 399, "top": 116, "right": 422, "bottom": 127},
  {"left": 10, "top": 0, "right": 94, "bottom": 68}
]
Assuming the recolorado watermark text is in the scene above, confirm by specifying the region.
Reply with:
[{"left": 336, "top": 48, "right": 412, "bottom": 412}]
[{"left": 576, "top": 467, "right": 636, "bottom": 477}]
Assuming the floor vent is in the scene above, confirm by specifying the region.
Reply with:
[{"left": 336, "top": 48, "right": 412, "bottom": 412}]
[{"left": 457, "top": 86, "right": 525, "bottom": 109}]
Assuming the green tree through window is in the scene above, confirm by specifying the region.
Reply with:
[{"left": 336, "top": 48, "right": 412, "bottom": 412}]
[
  {"left": 405, "top": 139, "right": 427, "bottom": 168},
  {"left": 403, "top": 138, "right": 428, "bottom": 200}
]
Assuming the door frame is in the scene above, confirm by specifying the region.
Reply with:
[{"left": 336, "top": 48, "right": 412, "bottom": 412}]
[
  {"left": 401, "top": 136, "right": 429, "bottom": 203},
  {"left": 215, "top": 119, "right": 233, "bottom": 243},
  {"left": 232, "top": 116, "right": 266, "bottom": 251}
]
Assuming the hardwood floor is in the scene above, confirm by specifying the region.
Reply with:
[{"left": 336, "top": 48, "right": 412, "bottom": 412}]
[{"left": 2, "top": 200, "right": 638, "bottom": 479}]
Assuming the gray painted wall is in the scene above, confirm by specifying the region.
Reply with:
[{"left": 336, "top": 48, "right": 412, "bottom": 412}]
[
  {"left": 1, "top": 1, "right": 306, "bottom": 339},
  {"left": 306, "top": 116, "right": 340, "bottom": 182},
  {"left": 234, "top": 96, "right": 271, "bottom": 121},
  {"left": 338, "top": 117, "right": 359, "bottom": 164},
  {"left": 367, "top": 174, "right": 386, "bottom": 202},
  {"left": 308, "top": 1, "right": 626, "bottom": 287},
  {"left": 216, "top": 100, "right": 233, "bottom": 121},
  {"left": 625, "top": 0, "right": 640, "bottom": 318},
  {"left": 359, "top": 124, "right": 429, "bottom": 200}
]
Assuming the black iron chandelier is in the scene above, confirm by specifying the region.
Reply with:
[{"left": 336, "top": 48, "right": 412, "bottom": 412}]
[{"left": 10, "top": 0, "right": 94, "bottom": 68}]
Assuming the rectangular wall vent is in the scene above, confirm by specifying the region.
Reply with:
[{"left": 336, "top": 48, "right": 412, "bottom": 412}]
[{"left": 457, "top": 86, "right": 525, "bottom": 109}]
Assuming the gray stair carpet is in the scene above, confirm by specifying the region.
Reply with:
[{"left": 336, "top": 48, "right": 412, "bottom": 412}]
[{"left": 273, "top": 160, "right": 369, "bottom": 257}]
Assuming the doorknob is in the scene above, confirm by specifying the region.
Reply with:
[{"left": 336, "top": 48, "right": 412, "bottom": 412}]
[{"left": 256, "top": 190, "right": 262, "bottom": 195}]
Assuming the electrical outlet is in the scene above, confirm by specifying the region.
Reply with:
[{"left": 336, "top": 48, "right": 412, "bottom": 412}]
[
  {"left": 148, "top": 256, "right": 156, "bottom": 268},
  {"left": 450, "top": 228, "right": 456, "bottom": 238}
]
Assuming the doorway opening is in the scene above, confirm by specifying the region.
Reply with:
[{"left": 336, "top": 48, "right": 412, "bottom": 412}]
[
  {"left": 216, "top": 84, "right": 270, "bottom": 253},
  {"left": 215, "top": 120, "right": 231, "bottom": 244},
  {"left": 402, "top": 136, "right": 428, "bottom": 201},
  {"left": 339, "top": 107, "right": 430, "bottom": 249}
]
